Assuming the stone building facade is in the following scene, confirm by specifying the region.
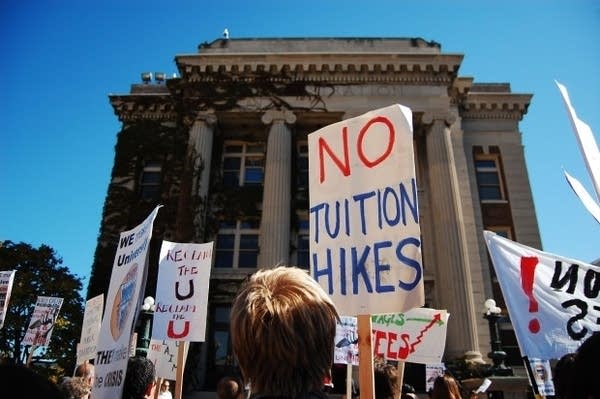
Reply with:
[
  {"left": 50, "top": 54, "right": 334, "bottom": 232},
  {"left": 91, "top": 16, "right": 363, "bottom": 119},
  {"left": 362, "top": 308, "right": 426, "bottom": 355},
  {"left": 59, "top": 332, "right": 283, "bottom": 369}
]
[{"left": 88, "top": 38, "right": 541, "bottom": 395}]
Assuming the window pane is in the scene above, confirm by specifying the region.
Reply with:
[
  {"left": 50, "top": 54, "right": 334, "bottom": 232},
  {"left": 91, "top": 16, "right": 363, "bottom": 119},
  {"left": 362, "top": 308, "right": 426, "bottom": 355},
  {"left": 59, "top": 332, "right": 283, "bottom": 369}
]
[
  {"left": 214, "top": 306, "right": 231, "bottom": 324},
  {"left": 238, "top": 251, "right": 258, "bottom": 268},
  {"left": 247, "top": 144, "right": 264, "bottom": 153},
  {"left": 244, "top": 168, "right": 263, "bottom": 184},
  {"left": 216, "top": 234, "right": 235, "bottom": 249},
  {"left": 246, "top": 156, "right": 263, "bottom": 166},
  {"left": 239, "top": 234, "right": 258, "bottom": 249},
  {"left": 223, "top": 157, "right": 241, "bottom": 169},
  {"left": 214, "top": 330, "right": 230, "bottom": 366},
  {"left": 223, "top": 172, "right": 239, "bottom": 187},
  {"left": 214, "top": 252, "right": 233, "bottom": 268},
  {"left": 479, "top": 187, "right": 502, "bottom": 200},
  {"left": 297, "top": 234, "right": 309, "bottom": 269},
  {"left": 141, "top": 172, "right": 161, "bottom": 184},
  {"left": 297, "top": 219, "right": 309, "bottom": 230},
  {"left": 477, "top": 172, "right": 500, "bottom": 185},
  {"left": 225, "top": 144, "right": 243, "bottom": 153},
  {"left": 140, "top": 186, "right": 160, "bottom": 200},
  {"left": 475, "top": 160, "right": 496, "bottom": 169},
  {"left": 219, "top": 221, "right": 237, "bottom": 229},
  {"left": 240, "top": 220, "right": 260, "bottom": 229}
]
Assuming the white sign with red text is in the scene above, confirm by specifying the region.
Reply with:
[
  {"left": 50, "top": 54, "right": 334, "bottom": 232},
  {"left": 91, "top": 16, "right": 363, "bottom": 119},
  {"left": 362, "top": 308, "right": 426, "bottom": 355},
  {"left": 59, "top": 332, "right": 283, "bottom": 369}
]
[{"left": 152, "top": 241, "right": 213, "bottom": 342}]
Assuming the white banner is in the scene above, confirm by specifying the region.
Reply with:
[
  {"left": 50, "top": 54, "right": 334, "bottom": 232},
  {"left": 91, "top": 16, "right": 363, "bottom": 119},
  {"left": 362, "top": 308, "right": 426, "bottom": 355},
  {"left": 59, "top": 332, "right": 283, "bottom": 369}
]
[
  {"left": 308, "top": 104, "right": 423, "bottom": 315},
  {"left": 92, "top": 205, "right": 161, "bottom": 399},
  {"left": 77, "top": 294, "right": 104, "bottom": 363},
  {"left": 371, "top": 307, "right": 449, "bottom": 364},
  {"left": 22, "top": 296, "right": 64, "bottom": 346},
  {"left": 0, "top": 270, "right": 16, "bottom": 329},
  {"left": 483, "top": 230, "right": 599, "bottom": 360},
  {"left": 152, "top": 241, "right": 213, "bottom": 342}
]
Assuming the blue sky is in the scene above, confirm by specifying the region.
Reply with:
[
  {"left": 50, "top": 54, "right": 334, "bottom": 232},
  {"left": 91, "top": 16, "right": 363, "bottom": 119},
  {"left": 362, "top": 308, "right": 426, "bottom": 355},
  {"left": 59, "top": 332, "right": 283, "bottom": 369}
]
[{"left": 1, "top": 1, "right": 599, "bottom": 295}]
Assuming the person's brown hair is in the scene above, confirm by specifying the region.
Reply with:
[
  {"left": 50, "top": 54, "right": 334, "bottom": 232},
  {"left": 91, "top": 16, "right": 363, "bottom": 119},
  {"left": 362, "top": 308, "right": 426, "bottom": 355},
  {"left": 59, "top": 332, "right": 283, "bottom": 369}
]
[
  {"left": 374, "top": 356, "right": 400, "bottom": 399},
  {"left": 230, "top": 266, "right": 340, "bottom": 397},
  {"left": 217, "top": 376, "right": 244, "bottom": 399},
  {"left": 431, "top": 374, "right": 462, "bottom": 399}
]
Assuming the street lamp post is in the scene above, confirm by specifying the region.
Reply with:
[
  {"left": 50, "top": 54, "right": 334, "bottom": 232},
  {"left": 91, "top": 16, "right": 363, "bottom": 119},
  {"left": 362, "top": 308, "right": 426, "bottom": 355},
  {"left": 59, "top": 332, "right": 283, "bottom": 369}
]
[
  {"left": 483, "top": 299, "right": 513, "bottom": 376},
  {"left": 136, "top": 296, "right": 155, "bottom": 357}
]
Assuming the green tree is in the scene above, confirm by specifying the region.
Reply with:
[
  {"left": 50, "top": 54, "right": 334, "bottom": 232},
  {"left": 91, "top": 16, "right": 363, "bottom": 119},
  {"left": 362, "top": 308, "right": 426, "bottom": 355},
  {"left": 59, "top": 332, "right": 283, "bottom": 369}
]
[{"left": 0, "top": 240, "right": 85, "bottom": 379}]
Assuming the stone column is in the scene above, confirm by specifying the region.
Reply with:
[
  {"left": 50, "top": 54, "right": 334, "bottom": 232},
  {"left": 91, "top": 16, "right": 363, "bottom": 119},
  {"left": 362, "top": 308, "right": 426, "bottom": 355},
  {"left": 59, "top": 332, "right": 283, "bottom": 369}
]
[
  {"left": 423, "top": 111, "right": 479, "bottom": 358},
  {"left": 188, "top": 112, "right": 217, "bottom": 239},
  {"left": 257, "top": 109, "right": 296, "bottom": 268}
]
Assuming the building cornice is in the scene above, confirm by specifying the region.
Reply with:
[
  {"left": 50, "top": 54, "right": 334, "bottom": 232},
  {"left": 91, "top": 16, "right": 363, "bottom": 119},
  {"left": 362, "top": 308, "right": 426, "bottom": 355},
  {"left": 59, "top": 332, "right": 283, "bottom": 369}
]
[
  {"left": 109, "top": 94, "right": 177, "bottom": 122},
  {"left": 175, "top": 53, "right": 463, "bottom": 86},
  {"left": 460, "top": 92, "right": 532, "bottom": 120}
]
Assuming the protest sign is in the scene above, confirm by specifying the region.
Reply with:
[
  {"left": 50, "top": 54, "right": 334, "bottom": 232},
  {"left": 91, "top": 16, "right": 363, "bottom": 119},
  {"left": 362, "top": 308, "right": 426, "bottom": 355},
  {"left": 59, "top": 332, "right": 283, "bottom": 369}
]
[
  {"left": 334, "top": 316, "right": 359, "bottom": 365},
  {"left": 528, "top": 358, "right": 555, "bottom": 396},
  {"left": 92, "top": 205, "right": 161, "bottom": 399},
  {"left": 308, "top": 104, "right": 423, "bottom": 316},
  {"left": 371, "top": 307, "right": 449, "bottom": 364},
  {"left": 484, "top": 230, "right": 599, "bottom": 360},
  {"left": 77, "top": 294, "right": 104, "bottom": 363},
  {"left": 147, "top": 338, "right": 187, "bottom": 380},
  {"left": 0, "top": 270, "right": 16, "bottom": 329},
  {"left": 152, "top": 241, "right": 213, "bottom": 341},
  {"left": 22, "top": 296, "right": 64, "bottom": 346},
  {"left": 425, "top": 363, "right": 445, "bottom": 392}
]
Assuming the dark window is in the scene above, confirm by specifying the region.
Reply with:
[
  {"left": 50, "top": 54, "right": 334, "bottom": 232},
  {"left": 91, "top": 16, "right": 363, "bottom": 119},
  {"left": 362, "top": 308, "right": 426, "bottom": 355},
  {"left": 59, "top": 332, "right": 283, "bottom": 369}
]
[
  {"left": 139, "top": 161, "right": 162, "bottom": 200},
  {"left": 475, "top": 157, "right": 505, "bottom": 201},
  {"left": 222, "top": 142, "right": 265, "bottom": 187},
  {"left": 214, "top": 221, "right": 259, "bottom": 269}
]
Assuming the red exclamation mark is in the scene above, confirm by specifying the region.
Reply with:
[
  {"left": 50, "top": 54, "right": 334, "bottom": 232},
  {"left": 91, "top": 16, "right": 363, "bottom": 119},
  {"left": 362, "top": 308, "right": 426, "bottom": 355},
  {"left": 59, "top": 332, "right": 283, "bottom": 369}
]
[{"left": 520, "top": 256, "right": 540, "bottom": 333}]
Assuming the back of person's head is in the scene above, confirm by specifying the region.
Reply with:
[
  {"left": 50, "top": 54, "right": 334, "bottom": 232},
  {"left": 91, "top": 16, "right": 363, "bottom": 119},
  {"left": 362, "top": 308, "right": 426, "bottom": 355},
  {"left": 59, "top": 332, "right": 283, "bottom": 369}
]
[
  {"left": 74, "top": 360, "right": 95, "bottom": 385},
  {"left": 230, "top": 265, "right": 340, "bottom": 397},
  {"left": 122, "top": 356, "right": 156, "bottom": 399},
  {"left": 217, "top": 376, "right": 244, "bottom": 399},
  {"left": 373, "top": 356, "right": 400, "bottom": 399},
  {"left": 0, "top": 363, "right": 63, "bottom": 399},
  {"left": 59, "top": 376, "right": 92, "bottom": 399},
  {"left": 431, "top": 374, "right": 461, "bottom": 399},
  {"left": 573, "top": 331, "right": 600, "bottom": 399},
  {"left": 553, "top": 352, "right": 576, "bottom": 399},
  {"left": 401, "top": 383, "right": 417, "bottom": 399}
]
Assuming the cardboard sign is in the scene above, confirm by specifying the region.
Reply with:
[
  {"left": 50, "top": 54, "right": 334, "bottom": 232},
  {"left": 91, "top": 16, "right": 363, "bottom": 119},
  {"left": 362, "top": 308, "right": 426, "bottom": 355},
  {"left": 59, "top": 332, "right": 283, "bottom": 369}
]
[
  {"left": 152, "top": 241, "right": 213, "bottom": 342},
  {"left": 371, "top": 307, "right": 449, "bottom": 364},
  {"left": 308, "top": 104, "right": 423, "bottom": 315},
  {"left": 22, "top": 296, "right": 64, "bottom": 346},
  {"left": 77, "top": 294, "right": 104, "bottom": 363}
]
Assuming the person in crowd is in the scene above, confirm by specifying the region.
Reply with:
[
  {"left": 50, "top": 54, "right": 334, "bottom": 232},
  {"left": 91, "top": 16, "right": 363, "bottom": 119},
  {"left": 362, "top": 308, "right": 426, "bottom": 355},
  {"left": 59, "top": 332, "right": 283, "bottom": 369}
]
[
  {"left": 74, "top": 360, "right": 95, "bottom": 385},
  {"left": 373, "top": 356, "right": 400, "bottom": 399},
  {"left": 230, "top": 265, "right": 340, "bottom": 399},
  {"left": 0, "top": 362, "right": 64, "bottom": 398},
  {"left": 572, "top": 331, "right": 600, "bottom": 399},
  {"left": 59, "top": 376, "right": 92, "bottom": 399},
  {"left": 552, "top": 352, "right": 576, "bottom": 399},
  {"left": 217, "top": 375, "right": 245, "bottom": 399},
  {"left": 122, "top": 356, "right": 156, "bottom": 399},
  {"left": 401, "top": 383, "right": 418, "bottom": 399},
  {"left": 158, "top": 379, "right": 174, "bottom": 399},
  {"left": 430, "top": 374, "right": 462, "bottom": 399}
]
